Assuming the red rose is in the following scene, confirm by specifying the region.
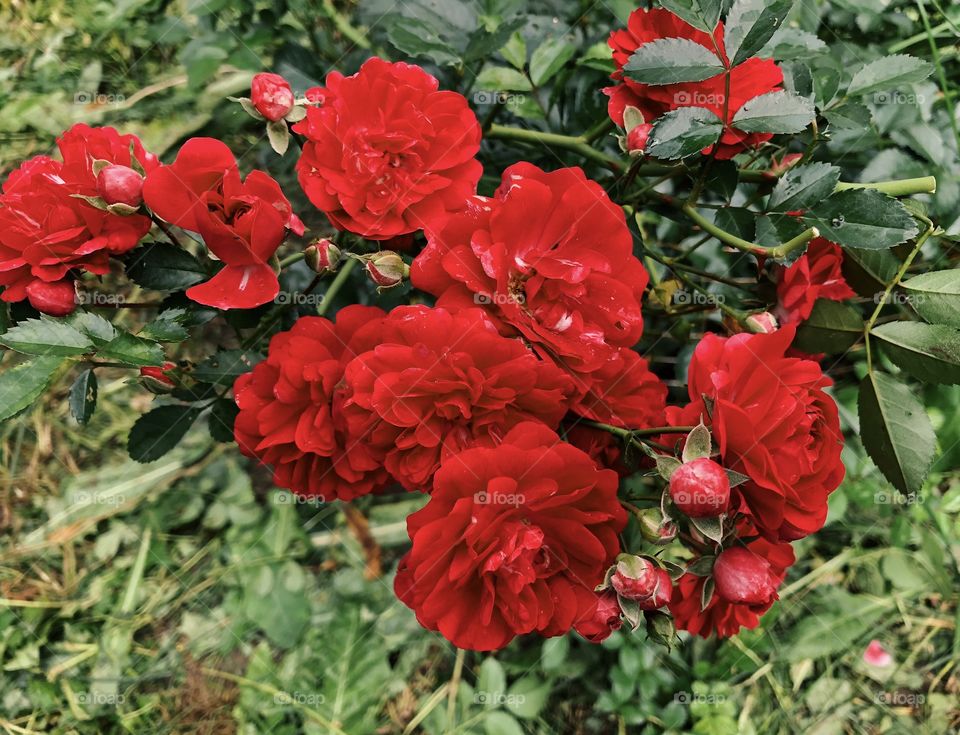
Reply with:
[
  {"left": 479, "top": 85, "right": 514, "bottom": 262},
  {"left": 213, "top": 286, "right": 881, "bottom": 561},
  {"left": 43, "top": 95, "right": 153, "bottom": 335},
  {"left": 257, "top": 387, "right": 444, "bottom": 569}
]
[
  {"left": 670, "top": 536, "right": 794, "bottom": 638},
  {"left": 0, "top": 125, "right": 157, "bottom": 313},
  {"left": 233, "top": 305, "right": 390, "bottom": 501},
  {"left": 341, "top": 305, "right": 574, "bottom": 492},
  {"left": 251, "top": 72, "right": 295, "bottom": 121},
  {"left": 775, "top": 238, "right": 856, "bottom": 324},
  {"left": 666, "top": 326, "right": 845, "bottom": 541},
  {"left": 394, "top": 422, "right": 627, "bottom": 651},
  {"left": 142, "top": 138, "right": 304, "bottom": 310},
  {"left": 412, "top": 163, "right": 649, "bottom": 377},
  {"left": 564, "top": 424, "right": 628, "bottom": 475},
  {"left": 293, "top": 58, "right": 481, "bottom": 240},
  {"left": 605, "top": 8, "right": 784, "bottom": 159},
  {"left": 569, "top": 347, "right": 667, "bottom": 430},
  {"left": 575, "top": 590, "right": 623, "bottom": 643}
]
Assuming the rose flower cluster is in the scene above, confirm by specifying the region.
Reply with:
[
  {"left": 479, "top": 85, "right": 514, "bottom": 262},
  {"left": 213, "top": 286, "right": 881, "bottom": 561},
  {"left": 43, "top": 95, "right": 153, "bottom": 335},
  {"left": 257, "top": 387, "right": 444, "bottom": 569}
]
[{"left": 0, "top": 9, "right": 848, "bottom": 653}]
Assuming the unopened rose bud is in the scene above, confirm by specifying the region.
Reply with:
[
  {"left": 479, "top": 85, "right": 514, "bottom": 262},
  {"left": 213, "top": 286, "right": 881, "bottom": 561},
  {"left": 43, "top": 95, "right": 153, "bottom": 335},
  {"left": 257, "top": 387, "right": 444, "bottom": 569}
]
[
  {"left": 611, "top": 556, "right": 672, "bottom": 610},
  {"left": 669, "top": 457, "right": 731, "bottom": 518},
  {"left": 25, "top": 279, "right": 76, "bottom": 317},
  {"left": 96, "top": 164, "right": 144, "bottom": 208},
  {"left": 251, "top": 73, "right": 295, "bottom": 122},
  {"left": 577, "top": 589, "right": 622, "bottom": 643},
  {"left": 645, "top": 610, "right": 677, "bottom": 649},
  {"left": 745, "top": 311, "right": 779, "bottom": 334},
  {"left": 637, "top": 508, "right": 678, "bottom": 545},
  {"left": 365, "top": 251, "right": 409, "bottom": 289},
  {"left": 713, "top": 546, "right": 778, "bottom": 606},
  {"left": 626, "top": 123, "right": 653, "bottom": 155},
  {"left": 305, "top": 239, "right": 341, "bottom": 273},
  {"left": 140, "top": 361, "right": 177, "bottom": 393}
]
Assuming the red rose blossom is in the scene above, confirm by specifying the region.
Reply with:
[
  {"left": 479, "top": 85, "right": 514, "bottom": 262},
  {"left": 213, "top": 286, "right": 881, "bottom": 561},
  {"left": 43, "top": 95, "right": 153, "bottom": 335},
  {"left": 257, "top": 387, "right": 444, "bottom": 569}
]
[
  {"left": 233, "top": 305, "right": 390, "bottom": 501},
  {"left": 569, "top": 346, "right": 667, "bottom": 430},
  {"left": 670, "top": 536, "right": 794, "bottom": 638},
  {"left": 412, "top": 163, "right": 650, "bottom": 377},
  {"left": 0, "top": 125, "right": 157, "bottom": 313},
  {"left": 341, "top": 305, "right": 575, "bottom": 492},
  {"left": 142, "top": 138, "right": 304, "bottom": 310},
  {"left": 394, "top": 422, "right": 627, "bottom": 651},
  {"left": 250, "top": 72, "right": 295, "bottom": 121},
  {"left": 293, "top": 58, "right": 482, "bottom": 240},
  {"left": 775, "top": 237, "right": 856, "bottom": 324},
  {"left": 605, "top": 8, "right": 784, "bottom": 159},
  {"left": 666, "top": 326, "right": 845, "bottom": 541},
  {"left": 564, "top": 424, "right": 628, "bottom": 475},
  {"left": 575, "top": 590, "right": 623, "bottom": 643}
]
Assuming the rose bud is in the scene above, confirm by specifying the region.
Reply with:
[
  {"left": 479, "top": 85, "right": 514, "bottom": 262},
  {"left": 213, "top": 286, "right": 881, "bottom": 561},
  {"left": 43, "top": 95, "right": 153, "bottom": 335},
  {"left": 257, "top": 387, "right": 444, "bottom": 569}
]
[
  {"left": 96, "top": 164, "right": 144, "bottom": 208},
  {"left": 25, "top": 279, "right": 76, "bottom": 317},
  {"left": 863, "top": 640, "right": 894, "bottom": 668},
  {"left": 713, "top": 546, "right": 778, "bottom": 606},
  {"left": 669, "top": 457, "right": 731, "bottom": 518},
  {"left": 305, "top": 239, "right": 341, "bottom": 273},
  {"left": 637, "top": 567, "right": 673, "bottom": 611},
  {"left": 769, "top": 152, "right": 803, "bottom": 176},
  {"left": 745, "top": 311, "right": 779, "bottom": 334},
  {"left": 610, "top": 555, "right": 658, "bottom": 598},
  {"left": 576, "top": 590, "right": 623, "bottom": 643},
  {"left": 626, "top": 123, "right": 653, "bottom": 155},
  {"left": 365, "top": 251, "right": 409, "bottom": 289},
  {"left": 251, "top": 72, "right": 295, "bottom": 122},
  {"left": 637, "top": 508, "right": 678, "bottom": 545},
  {"left": 140, "top": 361, "right": 177, "bottom": 393}
]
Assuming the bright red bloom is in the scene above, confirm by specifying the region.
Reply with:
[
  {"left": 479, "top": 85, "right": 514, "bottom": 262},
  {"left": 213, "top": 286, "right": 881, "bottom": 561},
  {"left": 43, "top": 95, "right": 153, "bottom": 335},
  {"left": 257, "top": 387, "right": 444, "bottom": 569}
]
[
  {"left": 564, "top": 424, "right": 628, "bottom": 475},
  {"left": 605, "top": 8, "right": 784, "bottom": 159},
  {"left": 293, "top": 58, "right": 481, "bottom": 240},
  {"left": 233, "top": 305, "right": 389, "bottom": 501},
  {"left": 569, "top": 347, "right": 667, "bottom": 430},
  {"left": 575, "top": 590, "right": 623, "bottom": 643},
  {"left": 394, "top": 422, "right": 627, "bottom": 651},
  {"left": 667, "top": 326, "right": 844, "bottom": 541},
  {"left": 341, "top": 306, "right": 574, "bottom": 492},
  {"left": 775, "top": 238, "right": 856, "bottom": 324},
  {"left": 251, "top": 72, "right": 295, "bottom": 121},
  {"left": 0, "top": 125, "right": 157, "bottom": 311},
  {"left": 412, "top": 163, "right": 649, "bottom": 376},
  {"left": 670, "top": 536, "right": 794, "bottom": 638},
  {"left": 142, "top": 138, "right": 304, "bottom": 310}
]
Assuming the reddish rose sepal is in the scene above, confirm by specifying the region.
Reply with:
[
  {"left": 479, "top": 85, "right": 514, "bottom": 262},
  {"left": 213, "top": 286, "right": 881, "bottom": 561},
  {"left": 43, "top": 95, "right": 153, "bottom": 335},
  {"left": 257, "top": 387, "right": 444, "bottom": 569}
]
[{"left": 142, "top": 138, "right": 304, "bottom": 310}]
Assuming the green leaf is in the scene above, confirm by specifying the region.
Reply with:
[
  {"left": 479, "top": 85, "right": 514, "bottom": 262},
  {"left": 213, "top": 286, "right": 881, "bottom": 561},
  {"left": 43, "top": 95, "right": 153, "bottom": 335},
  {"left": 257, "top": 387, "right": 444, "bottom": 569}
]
[
  {"left": 847, "top": 54, "right": 933, "bottom": 97},
  {"left": 475, "top": 66, "right": 531, "bottom": 92},
  {"left": 484, "top": 711, "right": 525, "bottom": 735},
  {"left": 99, "top": 333, "right": 165, "bottom": 367},
  {"left": 858, "top": 370, "right": 936, "bottom": 494},
  {"left": 724, "top": 0, "right": 795, "bottom": 67},
  {"left": 658, "top": 0, "right": 722, "bottom": 33},
  {"left": 872, "top": 322, "right": 960, "bottom": 384},
  {"left": 67, "top": 311, "right": 117, "bottom": 345},
  {"left": 689, "top": 515, "right": 724, "bottom": 544},
  {"left": 682, "top": 422, "right": 711, "bottom": 462},
  {"left": 208, "top": 397, "right": 238, "bottom": 442},
  {"left": 266, "top": 120, "right": 289, "bottom": 155},
  {"left": 500, "top": 31, "right": 526, "bottom": 70},
  {"left": 192, "top": 349, "right": 263, "bottom": 386},
  {"left": 793, "top": 298, "right": 864, "bottom": 354},
  {"left": 69, "top": 369, "right": 97, "bottom": 425},
  {"left": 1, "top": 318, "right": 92, "bottom": 357},
  {"left": 386, "top": 17, "right": 461, "bottom": 67},
  {"left": 843, "top": 247, "right": 900, "bottom": 293},
  {"left": 139, "top": 308, "right": 190, "bottom": 342},
  {"left": 529, "top": 37, "right": 576, "bottom": 86},
  {"left": 128, "top": 404, "right": 203, "bottom": 463},
  {"left": 731, "top": 90, "right": 815, "bottom": 133},
  {"left": 0, "top": 356, "right": 65, "bottom": 422},
  {"left": 126, "top": 243, "right": 207, "bottom": 291},
  {"left": 901, "top": 270, "right": 960, "bottom": 327},
  {"left": 646, "top": 107, "right": 724, "bottom": 159},
  {"left": 802, "top": 190, "right": 919, "bottom": 249},
  {"left": 623, "top": 38, "right": 724, "bottom": 85},
  {"left": 768, "top": 162, "right": 841, "bottom": 213}
]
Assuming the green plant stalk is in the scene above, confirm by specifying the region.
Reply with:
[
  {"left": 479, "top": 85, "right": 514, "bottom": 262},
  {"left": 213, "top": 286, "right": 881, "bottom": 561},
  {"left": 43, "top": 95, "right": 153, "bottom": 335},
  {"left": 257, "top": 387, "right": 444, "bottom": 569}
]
[
  {"left": 316, "top": 257, "right": 358, "bottom": 317},
  {"left": 834, "top": 176, "right": 937, "bottom": 197},
  {"left": 681, "top": 203, "right": 820, "bottom": 259},
  {"left": 916, "top": 0, "right": 960, "bottom": 157},
  {"left": 582, "top": 420, "right": 695, "bottom": 439},
  {"left": 486, "top": 123, "right": 624, "bottom": 172}
]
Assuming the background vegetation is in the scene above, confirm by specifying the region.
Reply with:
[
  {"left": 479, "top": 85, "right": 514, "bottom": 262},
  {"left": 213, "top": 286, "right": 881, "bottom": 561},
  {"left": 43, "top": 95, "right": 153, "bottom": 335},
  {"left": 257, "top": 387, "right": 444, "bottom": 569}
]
[{"left": 1, "top": 0, "right": 958, "bottom": 733}]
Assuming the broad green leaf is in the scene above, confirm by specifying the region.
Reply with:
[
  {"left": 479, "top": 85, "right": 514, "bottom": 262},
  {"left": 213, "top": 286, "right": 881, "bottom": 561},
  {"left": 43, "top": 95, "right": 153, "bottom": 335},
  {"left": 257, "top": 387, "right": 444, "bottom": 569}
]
[
  {"left": 1, "top": 318, "right": 92, "bottom": 357},
  {"left": 464, "top": 17, "right": 524, "bottom": 64},
  {"left": 623, "top": 38, "right": 724, "bottom": 85},
  {"left": 126, "top": 243, "right": 207, "bottom": 291},
  {"left": 529, "top": 37, "right": 576, "bottom": 86},
  {"left": 128, "top": 404, "right": 203, "bottom": 463},
  {"left": 139, "top": 308, "right": 190, "bottom": 342},
  {"left": 192, "top": 349, "right": 263, "bottom": 385},
  {"left": 99, "top": 333, "right": 165, "bottom": 367},
  {"left": 69, "top": 369, "right": 97, "bottom": 425},
  {"left": 760, "top": 27, "right": 827, "bottom": 60},
  {"left": 847, "top": 54, "right": 933, "bottom": 97},
  {"left": 386, "top": 17, "right": 461, "bottom": 67},
  {"left": 475, "top": 66, "right": 531, "bottom": 92},
  {"left": 901, "top": 270, "right": 960, "bottom": 327},
  {"left": 843, "top": 247, "right": 900, "bottom": 293},
  {"left": 768, "top": 162, "right": 841, "bottom": 213},
  {"left": 484, "top": 711, "right": 525, "bottom": 735},
  {"left": 802, "top": 190, "right": 918, "bottom": 250},
  {"left": 724, "top": 0, "right": 795, "bottom": 67},
  {"left": 715, "top": 207, "right": 756, "bottom": 242},
  {"left": 265, "top": 120, "right": 288, "bottom": 155},
  {"left": 67, "top": 311, "right": 117, "bottom": 345},
  {"left": 731, "top": 90, "right": 815, "bottom": 132},
  {"left": 659, "top": 0, "right": 722, "bottom": 33},
  {"left": 0, "top": 356, "right": 65, "bottom": 422},
  {"left": 500, "top": 31, "right": 526, "bottom": 70},
  {"left": 858, "top": 370, "right": 936, "bottom": 494},
  {"left": 208, "top": 397, "right": 238, "bottom": 442},
  {"left": 645, "top": 107, "right": 724, "bottom": 159},
  {"left": 872, "top": 322, "right": 960, "bottom": 384},
  {"left": 793, "top": 298, "right": 864, "bottom": 354}
]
